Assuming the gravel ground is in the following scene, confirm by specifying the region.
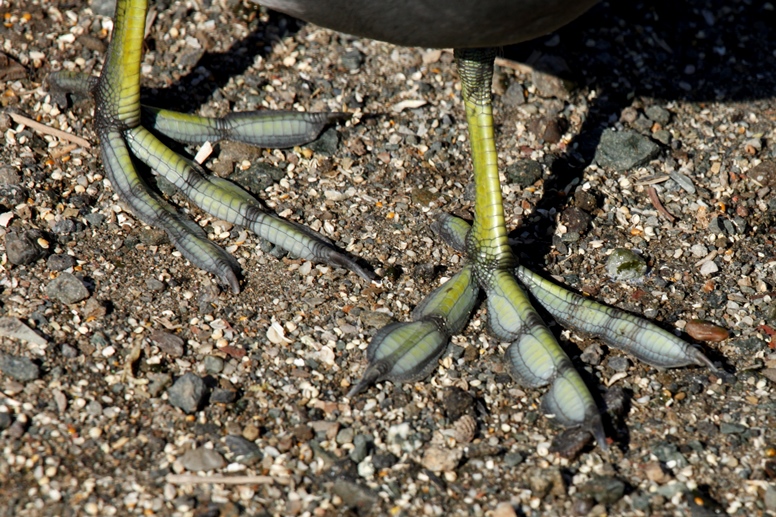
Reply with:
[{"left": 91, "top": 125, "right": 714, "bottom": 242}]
[{"left": 2, "top": 0, "right": 776, "bottom": 515}]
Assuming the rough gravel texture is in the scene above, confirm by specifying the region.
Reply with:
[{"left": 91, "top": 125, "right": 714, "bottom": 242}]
[{"left": 1, "top": 0, "right": 776, "bottom": 516}]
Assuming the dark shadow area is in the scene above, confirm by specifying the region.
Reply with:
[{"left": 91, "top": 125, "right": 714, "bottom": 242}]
[
  {"left": 501, "top": 0, "right": 776, "bottom": 266},
  {"left": 140, "top": 8, "right": 307, "bottom": 112}
]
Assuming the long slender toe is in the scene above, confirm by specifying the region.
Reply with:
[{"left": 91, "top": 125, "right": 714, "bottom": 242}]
[
  {"left": 516, "top": 266, "right": 718, "bottom": 372},
  {"left": 50, "top": 0, "right": 373, "bottom": 293},
  {"left": 143, "top": 107, "right": 348, "bottom": 148},
  {"left": 349, "top": 265, "right": 480, "bottom": 396}
]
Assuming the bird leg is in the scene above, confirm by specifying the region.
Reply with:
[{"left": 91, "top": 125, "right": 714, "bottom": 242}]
[
  {"left": 48, "top": 0, "right": 375, "bottom": 294},
  {"left": 353, "top": 48, "right": 718, "bottom": 449}
]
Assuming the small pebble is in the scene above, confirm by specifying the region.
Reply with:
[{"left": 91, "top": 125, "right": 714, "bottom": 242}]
[
  {"left": 210, "top": 387, "right": 237, "bottom": 404},
  {"left": 699, "top": 261, "right": 719, "bottom": 276},
  {"left": 147, "top": 373, "right": 172, "bottom": 398},
  {"left": 336, "top": 427, "right": 355, "bottom": 445},
  {"left": 224, "top": 435, "right": 262, "bottom": 466},
  {"left": 203, "top": 355, "right": 225, "bottom": 374},
  {"left": 608, "top": 356, "right": 630, "bottom": 373},
  {"left": 350, "top": 434, "right": 373, "bottom": 463},
  {"left": 645, "top": 105, "right": 671, "bottom": 125},
  {"left": 372, "top": 451, "right": 399, "bottom": 470},
  {"left": 46, "top": 273, "right": 90, "bottom": 304},
  {"left": 493, "top": 502, "right": 517, "bottom": 517},
  {"left": 606, "top": 248, "right": 647, "bottom": 281},
  {"left": 421, "top": 446, "right": 462, "bottom": 472},
  {"left": 442, "top": 386, "right": 476, "bottom": 421},
  {"left": 150, "top": 330, "right": 185, "bottom": 357},
  {"left": 644, "top": 462, "right": 670, "bottom": 484},
  {"left": 579, "top": 475, "right": 626, "bottom": 505},
  {"left": 167, "top": 373, "right": 207, "bottom": 414},
  {"left": 331, "top": 479, "right": 377, "bottom": 512},
  {"left": 47, "top": 253, "right": 76, "bottom": 271},
  {"left": 719, "top": 423, "right": 747, "bottom": 435},
  {"left": 595, "top": 129, "right": 661, "bottom": 171},
  {"left": 242, "top": 424, "right": 260, "bottom": 441},
  {"left": 506, "top": 159, "right": 542, "bottom": 187},
  {"left": 179, "top": 447, "right": 226, "bottom": 471},
  {"left": 684, "top": 320, "right": 729, "bottom": 342}
]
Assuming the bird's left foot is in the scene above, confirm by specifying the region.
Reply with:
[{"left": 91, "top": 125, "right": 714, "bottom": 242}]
[{"left": 348, "top": 49, "right": 718, "bottom": 451}]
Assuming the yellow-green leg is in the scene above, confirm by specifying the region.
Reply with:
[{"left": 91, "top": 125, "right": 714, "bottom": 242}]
[
  {"left": 49, "top": 0, "right": 374, "bottom": 294},
  {"left": 354, "top": 49, "right": 717, "bottom": 451},
  {"left": 456, "top": 48, "right": 606, "bottom": 446}
]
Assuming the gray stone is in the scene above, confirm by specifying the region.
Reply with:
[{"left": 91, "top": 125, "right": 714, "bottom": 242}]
[
  {"left": 0, "top": 353, "right": 40, "bottom": 382},
  {"left": 0, "top": 166, "right": 21, "bottom": 185},
  {"left": 46, "top": 273, "right": 90, "bottom": 304},
  {"left": 765, "top": 485, "right": 776, "bottom": 512},
  {"left": 669, "top": 170, "right": 696, "bottom": 194},
  {"left": 340, "top": 49, "right": 365, "bottom": 71},
  {"left": 502, "top": 82, "right": 525, "bottom": 107},
  {"left": 0, "top": 184, "right": 27, "bottom": 207},
  {"left": 85, "top": 400, "right": 103, "bottom": 416},
  {"left": 210, "top": 388, "right": 237, "bottom": 404},
  {"left": 230, "top": 162, "right": 284, "bottom": 193},
  {"left": 178, "top": 447, "right": 225, "bottom": 471},
  {"left": 645, "top": 105, "right": 671, "bottom": 125},
  {"left": 138, "top": 228, "right": 167, "bottom": 246},
  {"left": 655, "top": 482, "right": 687, "bottom": 498},
  {"left": 531, "top": 55, "right": 572, "bottom": 100},
  {"left": 310, "top": 128, "right": 340, "bottom": 156},
  {"left": 224, "top": 435, "right": 262, "bottom": 466},
  {"left": 61, "top": 343, "right": 78, "bottom": 358},
  {"left": 372, "top": 451, "right": 399, "bottom": 470},
  {"left": 503, "top": 452, "right": 525, "bottom": 467},
  {"left": 608, "top": 356, "right": 630, "bottom": 373},
  {"left": 150, "top": 330, "right": 185, "bottom": 357},
  {"left": 506, "top": 159, "right": 542, "bottom": 187},
  {"left": 203, "top": 355, "right": 225, "bottom": 374},
  {"left": 595, "top": 129, "right": 661, "bottom": 171},
  {"left": 5, "top": 230, "right": 46, "bottom": 265},
  {"left": 168, "top": 373, "right": 207, "bottom": 414},
  {"left": 652, "top": 442, "right": 688, "bottom": 468},
  {"left": 0, "top": 412, "right": 12, "bottom": 430},
  {"left": 350, "top": 434, "right": 372, "bottom": 463},
  {"left": 51, "top": 219, "right": 81, "bottom": 235},
  {"left": 84, "top": 213, "right": 105, "bottom": 227},
  {"left": 360, "top": 310, "right": 394, "bottom": 328},
  {"left": 579, "top": 475, "right": 626, "bottom": 505},
  {"left": 719, "top": 422, "right": 747, "bottom": 435},
  {"left": 144, "top": 277, "right": 165, "bottom": 292},
  {"left": 653, "top": 129, "right": 671, "bottom": 145},
  {"left": 581, "top": 343, "right": 603, "bottom": 365},
  {"left": 336, "top": 427, "right": 355, "bottom": 445},
  {"left": 90, "top": 0, "right": 116, "bottom": 17},
  {"left": 47, "top": 254, "right": 76, "bottom": 271}
]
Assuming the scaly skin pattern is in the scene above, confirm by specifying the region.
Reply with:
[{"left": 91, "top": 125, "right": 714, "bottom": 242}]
[
  {"left": 47, "top": 0, "right": 720, "bottom": 453},
  {"left": 354, "top": 51, "right": 716, "bottom": 449},
  {"left": 48, "top": 0, "right": 373, "bottom": 295}
]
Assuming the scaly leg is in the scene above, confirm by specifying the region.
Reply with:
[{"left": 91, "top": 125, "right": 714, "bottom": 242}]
[
  {"left": 48, "top": 0, "right": 375, "bottom": 294},
  {"left": 351, "top": 49, "right": 718, "bottom": 450}
]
